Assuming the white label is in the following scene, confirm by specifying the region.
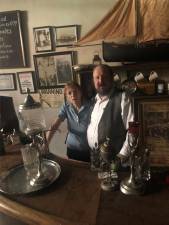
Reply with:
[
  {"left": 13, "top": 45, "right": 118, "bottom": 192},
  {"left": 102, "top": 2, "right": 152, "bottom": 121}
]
[{"left": 157, "top": 83, "right": 164, "bottom": 93}]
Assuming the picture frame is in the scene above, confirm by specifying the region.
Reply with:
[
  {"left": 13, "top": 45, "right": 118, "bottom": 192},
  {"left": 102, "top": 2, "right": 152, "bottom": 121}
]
[
  {"left": 54, "top": 25, "right": 78, "bottom": 47},
  {"left": 133, "top": 95, "right": 169, "bottom": 167},
  {"left": 17, "top": 71, "right": 36, "bottom": 94},
  {"left": 0, "top": 11, "right": 26, "bottom": 68},
  {"left": 0, "top": 73, "right": 17, "bottom": 91},
  {"left": 34, "top": 51, "right": 75, "bottom": 89},
  {"left": 33, "top": 26, "right": 54, "bottom": 52}
]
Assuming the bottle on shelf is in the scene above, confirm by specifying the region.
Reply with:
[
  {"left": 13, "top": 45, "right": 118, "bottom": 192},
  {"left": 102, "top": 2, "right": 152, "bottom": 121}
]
[
  {"left": 148, "top": 70, "right": 165, "bottom": 95},
  {"left": 155, "top": 78, "right": 165, "bottom": 95},
  {"left": 93, "top": 52, "right": 102, "bottom": 65}
]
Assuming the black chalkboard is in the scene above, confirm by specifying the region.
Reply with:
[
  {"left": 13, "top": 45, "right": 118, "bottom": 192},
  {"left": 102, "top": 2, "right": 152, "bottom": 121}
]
[{"left": 0, "top": 10, "right": 26, "bottom": 68}]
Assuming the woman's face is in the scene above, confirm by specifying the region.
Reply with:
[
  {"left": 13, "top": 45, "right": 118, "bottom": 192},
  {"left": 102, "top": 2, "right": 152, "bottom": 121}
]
[{"left": 66, "top": 87, "right": 82, "bottom": 105}]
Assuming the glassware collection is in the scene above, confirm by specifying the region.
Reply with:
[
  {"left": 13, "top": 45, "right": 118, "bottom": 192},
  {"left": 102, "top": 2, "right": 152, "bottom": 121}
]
[{"left": 0, "top": 88, "right": 152, "bottom": 195}]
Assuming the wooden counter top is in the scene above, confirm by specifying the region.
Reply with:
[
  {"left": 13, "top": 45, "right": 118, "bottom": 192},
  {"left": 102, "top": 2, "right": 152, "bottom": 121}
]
[
  {"left": 0, "top": 145, "right": 100, "bottom": 225},
  {"left": 1, "top": 145, "right": 169, "bottom": 225}
]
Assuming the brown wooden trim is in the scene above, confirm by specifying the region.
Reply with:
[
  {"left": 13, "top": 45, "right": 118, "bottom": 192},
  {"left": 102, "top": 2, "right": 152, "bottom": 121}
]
[{"left": 0, "top": 195, "right": 87, "bottom": 225}]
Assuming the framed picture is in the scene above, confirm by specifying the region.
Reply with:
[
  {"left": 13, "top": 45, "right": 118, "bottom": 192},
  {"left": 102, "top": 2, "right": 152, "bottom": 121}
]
[
  {"left": 0, "top": 11, "right": 26, "bottom": 68},
  {"left": 133, "top": 95, "right": 169, "bottom": 167},
  {"left": 17, "top": 71, "right": 36, "bottom": 94},
  {"left": 34, "top": 51, "right": 75, "bottom": 89},
  {"left": 54, "top": 25, "right": 78, "bottom": 47},
  {"left": 33, "top": 26, "right": 54, "bottom": 52},
  {"left": 0, "top": 73, "right": 17, "bottom": 91}
]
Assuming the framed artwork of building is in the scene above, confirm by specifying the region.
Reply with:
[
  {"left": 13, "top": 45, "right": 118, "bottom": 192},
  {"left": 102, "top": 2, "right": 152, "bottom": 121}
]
[{"left": 54, "top": 25, "right": 78, "bottom": 47}]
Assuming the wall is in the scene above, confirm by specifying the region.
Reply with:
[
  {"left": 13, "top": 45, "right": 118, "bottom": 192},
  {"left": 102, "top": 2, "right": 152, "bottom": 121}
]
[
  {"left": 0, "top": 0, "right": 119, "bottom": 105},
  {"left": 0, "top": 0, "right": 118, "bottom": 156}
]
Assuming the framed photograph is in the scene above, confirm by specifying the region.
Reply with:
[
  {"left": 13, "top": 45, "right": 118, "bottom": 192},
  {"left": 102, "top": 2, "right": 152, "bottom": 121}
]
[
  {"left": 0, "top": 73, "right": 17, "bottom": 91},
  {"left": 33, "top": 26, "right": 54, "bottom": 52},
  {"left": 34, "top": 51, "right": 74, "bottom": 89},
  {"left": 54, "top": 25, "right": 78, "bottom": 47},
  {"left": 17, "top": 71, "right": 36, "bottom": 94},
  {"left": 133, "top": 95, "right": 169, "bottom": 167}
]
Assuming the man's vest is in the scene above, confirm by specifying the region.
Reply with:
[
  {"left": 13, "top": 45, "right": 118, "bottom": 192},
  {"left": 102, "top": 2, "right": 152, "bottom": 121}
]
[{"left": 97, "top": 90, "right": 127, "bottom": 158}]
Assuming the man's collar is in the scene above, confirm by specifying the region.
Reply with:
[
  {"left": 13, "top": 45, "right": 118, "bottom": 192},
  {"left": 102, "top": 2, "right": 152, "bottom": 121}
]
[{"left": 95, "top": 94, "right": 109, "bottom": 102}]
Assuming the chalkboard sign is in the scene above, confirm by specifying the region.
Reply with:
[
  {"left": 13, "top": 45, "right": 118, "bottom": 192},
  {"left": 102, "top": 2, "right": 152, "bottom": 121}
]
[{"left": 0, "top": 10, "right": 26, "bottom": 68}]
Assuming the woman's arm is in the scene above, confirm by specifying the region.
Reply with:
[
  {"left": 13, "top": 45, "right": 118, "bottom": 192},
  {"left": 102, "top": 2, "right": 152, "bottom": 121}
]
[{"left": 46, "top": 117, "right": 63, "bottom": 144}]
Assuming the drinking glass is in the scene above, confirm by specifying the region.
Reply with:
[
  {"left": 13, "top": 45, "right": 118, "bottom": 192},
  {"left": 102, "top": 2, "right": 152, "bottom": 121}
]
[{"left": 20, "top": 144, "right": 40, "bottom": 180}]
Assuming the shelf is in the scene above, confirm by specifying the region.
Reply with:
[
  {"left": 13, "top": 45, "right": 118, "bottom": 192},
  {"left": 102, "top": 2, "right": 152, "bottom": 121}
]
[
  {"left": 132, "top": 94, "right": 169, "bottom": 99},
  {"left": 73, "top": 62, "right": 169, "bottom": 73},
  {"left": 112, "top": 61, "right": 169, "bottom": 71}
]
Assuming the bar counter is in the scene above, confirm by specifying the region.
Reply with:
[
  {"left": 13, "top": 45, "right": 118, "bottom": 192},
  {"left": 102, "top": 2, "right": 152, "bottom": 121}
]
[{"left": 0, "top": 145, "right": 169, "bottom": 225}]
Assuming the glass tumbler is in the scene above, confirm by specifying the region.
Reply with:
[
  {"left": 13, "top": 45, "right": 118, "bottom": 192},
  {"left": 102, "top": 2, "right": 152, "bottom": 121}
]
[{"left": 20, "top": 144, "right": 40, "bottom": 181}]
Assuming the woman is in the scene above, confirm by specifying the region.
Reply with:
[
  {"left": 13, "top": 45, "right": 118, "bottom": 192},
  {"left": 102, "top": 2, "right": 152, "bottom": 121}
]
[{"left": 46, "top": 82, "right": 91, "bottom": 162}]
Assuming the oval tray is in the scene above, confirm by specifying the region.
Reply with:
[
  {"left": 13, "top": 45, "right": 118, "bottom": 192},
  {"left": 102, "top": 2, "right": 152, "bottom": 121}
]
[{"left": 0, "top": 159, "right": 61, "bottom": 195}]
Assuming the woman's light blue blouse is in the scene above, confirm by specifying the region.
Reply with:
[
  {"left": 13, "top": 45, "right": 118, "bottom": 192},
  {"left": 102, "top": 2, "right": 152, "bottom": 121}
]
[{"left": 58, "top": 101, "right": 91, "bottom": 152}]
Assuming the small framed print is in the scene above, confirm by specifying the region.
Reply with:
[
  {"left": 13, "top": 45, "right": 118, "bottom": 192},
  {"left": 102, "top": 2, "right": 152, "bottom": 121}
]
[
  {"left": 34, "top": 51, "right": 74, "bottom": 89},
  {"left": 0, "top": 73, "right": 17, "bottom": 91},
  {"left": 54, "top": 25, "right": 78, "bottom": 47},
  {"left": 17, "top": 71, "right": 36, "bottom": 94},
  {"left": 33, "top": 26, "right": 54, "bottom": 52}
]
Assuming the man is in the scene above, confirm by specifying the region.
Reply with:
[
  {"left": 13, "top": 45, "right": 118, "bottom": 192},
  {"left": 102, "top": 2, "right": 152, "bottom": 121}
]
[{"left": 87, "top": 64, "right": 133, "bottom": 161}]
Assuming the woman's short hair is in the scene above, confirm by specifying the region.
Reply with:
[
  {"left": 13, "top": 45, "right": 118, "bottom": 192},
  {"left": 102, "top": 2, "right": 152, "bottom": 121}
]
[{"left": 64, "top": 81, "right": 81, "bottom": 96}]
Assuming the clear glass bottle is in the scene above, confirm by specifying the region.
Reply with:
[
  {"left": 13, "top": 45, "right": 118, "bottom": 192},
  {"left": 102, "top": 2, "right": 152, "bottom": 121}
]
[
  {"left": 18, "top": 89, "right": 46, "bottom": 135},
  {"left": 141, "top": 148, "right": 151, "bottom": 181}
]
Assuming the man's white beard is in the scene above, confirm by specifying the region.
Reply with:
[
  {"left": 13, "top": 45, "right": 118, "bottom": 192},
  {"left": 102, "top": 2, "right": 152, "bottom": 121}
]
[{"left": 97, "top": 87, "right": 111, "bottom": 96}]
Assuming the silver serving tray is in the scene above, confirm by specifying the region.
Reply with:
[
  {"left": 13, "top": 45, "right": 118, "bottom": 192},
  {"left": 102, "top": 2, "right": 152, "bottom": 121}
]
[{"left": 0, "top": 159, "right": 61, "bottom": 195}]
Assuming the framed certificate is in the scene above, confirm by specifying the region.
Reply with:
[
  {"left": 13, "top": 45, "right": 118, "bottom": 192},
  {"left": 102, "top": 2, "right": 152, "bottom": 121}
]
[
  {"left": 0, "top": 73, "right": 17, "bottom": 91},
  {"left": 17, "top": 71, "right": 36, "bottom": 94}
]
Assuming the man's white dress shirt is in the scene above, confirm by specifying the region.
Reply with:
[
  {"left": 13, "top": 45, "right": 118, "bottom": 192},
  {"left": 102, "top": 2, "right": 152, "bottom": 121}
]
[{"left": 87, "top": 92, "right": 133, "bottom": 156}]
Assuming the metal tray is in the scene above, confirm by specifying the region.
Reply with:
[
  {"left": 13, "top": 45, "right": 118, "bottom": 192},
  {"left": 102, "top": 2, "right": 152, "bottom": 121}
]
[{"left": 0, "top": 159, "right": 61, "bottom": 195}]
